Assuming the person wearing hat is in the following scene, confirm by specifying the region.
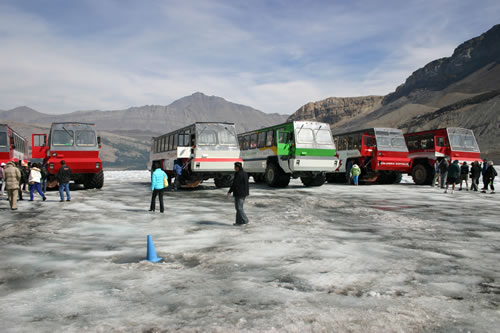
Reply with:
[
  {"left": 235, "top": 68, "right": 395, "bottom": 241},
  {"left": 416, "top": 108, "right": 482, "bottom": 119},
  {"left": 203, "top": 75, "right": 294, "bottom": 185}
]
[
  {"left": 3, "top": 161, "right": 21, "bottom": 210},
  {"left": 227, "top": 162, "right": 249, "bottom": 226},
  {"left": 350, "top": 163, "right": 361, "bottom": 186},
  {"left": 0, "top": 162, "right": 6, "bottom": 196}
]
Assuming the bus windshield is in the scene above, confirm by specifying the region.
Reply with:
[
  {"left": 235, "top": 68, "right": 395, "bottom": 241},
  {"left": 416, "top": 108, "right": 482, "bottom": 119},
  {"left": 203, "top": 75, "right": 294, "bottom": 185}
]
[
  {"left": 0, "top": 132, "right": 7, "bottom": 147},
  {"left": 76, "top": 130, "right": 97, "bottom": 147},
  {"left": 316, "top": 129, "right": 333, "bottom": 145},
  {"left": 375, "top": 130, "right": 408, "bottom": 151},
  {"left": 447, "top": 128, "right": 479, "bottom": 152},
  {"left": 197, "top": 124, "right": 238, "bottom": 146},
  {"left": 52, "top": 130, "right": 74, "bottom": 146}
]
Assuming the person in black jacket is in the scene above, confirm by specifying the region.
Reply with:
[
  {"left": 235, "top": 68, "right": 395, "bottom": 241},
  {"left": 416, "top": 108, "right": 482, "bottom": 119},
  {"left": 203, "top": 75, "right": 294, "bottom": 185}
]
[
  {"left": 482, "top": 161, "right": 497, "bottom": 194},
  {"left": 227, "top": 162, "right": 249, "bottom": 226},
  {"left": 459, "top": 161, "right": 469, "bottom": 191},
  {"left": 470, "top": 161, "right": 482, "bottom": 192},
  {"left": 57, "top": 160, "right": 72, "bottom": 202}
]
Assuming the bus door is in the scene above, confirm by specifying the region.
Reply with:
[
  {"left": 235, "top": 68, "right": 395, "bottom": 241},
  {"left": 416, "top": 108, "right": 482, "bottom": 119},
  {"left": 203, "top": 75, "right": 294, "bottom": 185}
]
[
  {"left": 277, "top": 130, "right": 291, "bottom": 156},
  {"left": 361, "top": 135, "right": 376, "bottom": 156},
  {"left": 435, "top": 135, "right": 446, "bottom": 155},
  {"left": 32, "top": 134, "right": 48, "bottom": 159}
]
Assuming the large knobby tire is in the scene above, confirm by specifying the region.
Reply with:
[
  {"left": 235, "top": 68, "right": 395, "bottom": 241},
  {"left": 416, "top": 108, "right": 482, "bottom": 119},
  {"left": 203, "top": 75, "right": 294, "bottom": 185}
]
[
  {"left": 214, "top": 175, "right": 234, "bottom": 188},
  {"left": 84, "top": 170, "right": 104, "bottom": 189},
  {"left": 301, "top": 173, "right": 326, "bottom": 187},
  {"left": 411, "top": 164, "right": 431, "bottom": 185},
  {"left": 265, "top": 163, "right": 290, "bottom": 188}
]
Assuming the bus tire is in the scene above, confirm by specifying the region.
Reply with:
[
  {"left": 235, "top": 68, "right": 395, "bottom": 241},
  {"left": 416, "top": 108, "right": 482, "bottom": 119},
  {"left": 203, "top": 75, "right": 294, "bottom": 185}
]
[
  {"left": 411, "top": 164, "right": 431, "bottom": 185},
  {"left": 84, "top": 170, "right": 104, "bottom": 189},
  {"left": 214, "top": 175, "right": 234, "bottom": 188},
  {"left": 265, "top": 163, "right": 288, "bottom": 187},
  {"left": 301, "top": 173, "right": 326, "bottom": 187}
]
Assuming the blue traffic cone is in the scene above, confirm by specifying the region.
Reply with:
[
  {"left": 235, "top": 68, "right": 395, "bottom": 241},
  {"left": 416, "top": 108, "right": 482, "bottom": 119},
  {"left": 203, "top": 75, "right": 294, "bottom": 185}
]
[{"left": 146, "top": 235, "right": 162, "bottom": 263}]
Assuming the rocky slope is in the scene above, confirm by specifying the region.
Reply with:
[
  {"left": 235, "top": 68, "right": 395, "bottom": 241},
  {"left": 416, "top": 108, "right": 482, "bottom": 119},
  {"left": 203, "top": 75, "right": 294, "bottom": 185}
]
[
  {"left": 287, "top": 96, "right": 383, "bottom": 127},
  {"left": 288, "top": 24, "right": 500, "bottom": 161}
]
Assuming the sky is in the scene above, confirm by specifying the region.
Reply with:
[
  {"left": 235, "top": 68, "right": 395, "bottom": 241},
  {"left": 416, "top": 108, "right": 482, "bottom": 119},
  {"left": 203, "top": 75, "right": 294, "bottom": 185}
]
[{"left": 0, "top": 0, "right": 499, "bottom": 115}]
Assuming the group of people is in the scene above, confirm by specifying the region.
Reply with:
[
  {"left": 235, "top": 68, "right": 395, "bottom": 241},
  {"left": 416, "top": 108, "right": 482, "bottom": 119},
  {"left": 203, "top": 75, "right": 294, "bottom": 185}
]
[
  {"left": 433, "top": 158, "right": 497, "bottom": 194},
  {"left": 149, "top": 161, "right": 250, "bottom": 226},
  {"left": 0, "top": 160, "right": 73, "bottom": 210}
]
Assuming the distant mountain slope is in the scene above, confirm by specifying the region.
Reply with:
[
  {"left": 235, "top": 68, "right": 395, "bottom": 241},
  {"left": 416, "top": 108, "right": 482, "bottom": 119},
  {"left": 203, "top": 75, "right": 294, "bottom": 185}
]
[
  {"left": 0, "top": 92, "right": 287, "bottom": 134},
  {"left": 1, "top": 92, "right": 288, "bottom": 169},
  {"left": 288, "top": 24, "right": 500, "bottom": 161}
]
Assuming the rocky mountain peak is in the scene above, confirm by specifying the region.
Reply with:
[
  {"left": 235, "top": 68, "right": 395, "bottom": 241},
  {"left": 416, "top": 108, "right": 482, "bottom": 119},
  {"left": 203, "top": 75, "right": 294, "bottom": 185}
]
[{"left": 383, "top": 24, "right": 500, "bottom": 104}]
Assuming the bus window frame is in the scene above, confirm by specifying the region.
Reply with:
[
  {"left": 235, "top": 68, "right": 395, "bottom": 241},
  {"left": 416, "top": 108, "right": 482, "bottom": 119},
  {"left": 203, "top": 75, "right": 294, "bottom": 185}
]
[{"left": 257, "top": 131, "right": 266, "bottom": 148}]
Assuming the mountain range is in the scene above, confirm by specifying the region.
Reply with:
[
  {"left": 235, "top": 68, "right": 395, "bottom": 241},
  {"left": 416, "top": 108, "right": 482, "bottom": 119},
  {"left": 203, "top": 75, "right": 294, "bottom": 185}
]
[
  {"left": 289, "top": 24, "right": 500, "bottom": 161},
  {"left": 0, "top": 93, "right": 287, "bottom": 169}
]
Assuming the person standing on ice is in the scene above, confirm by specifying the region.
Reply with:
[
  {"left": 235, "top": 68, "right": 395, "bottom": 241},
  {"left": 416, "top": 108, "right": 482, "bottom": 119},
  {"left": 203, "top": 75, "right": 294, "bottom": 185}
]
[
  {"left": 0, "top": 162, "right": 5, "bottom": 196},
  {"left": 350, "top": 163, "right": 361, "bottom": 186},
  {"left": 227, "top": 162, "right": 249, "bottom": 226},
  {"left": 438, "top": 158, "right": 449, "bottom": 189},
  {"left": 481, "top": 159, "right": 489, "bottom": 191},
  {"left": 459, "top": 161, "right": 469, "bottom": 191},
  {"left": 57, "top": 160, "right": 72, "bottom": 202},
  {"left": 28, "top": 163, "right": 47, "bottom": 202},
  {"left": 470, "top": 161, "right": 482, "bottom": 192},
  {"left": 150, "top": 163, "right": 168, "bottom": 213},
  {"left": 482, "top": 161, "right": 497, "bottom": 194},
  {"left": 432, "top": 158, "right": 441, "bottom": 187},
  {"left": 172, "top": 159, "right": 183, "bottom": 191},
  {"left": 445, "top": 160, "right": 460, "bottom": 193},
  {"left": 3, "top": 161, "right": 21, "bottom": 210}
]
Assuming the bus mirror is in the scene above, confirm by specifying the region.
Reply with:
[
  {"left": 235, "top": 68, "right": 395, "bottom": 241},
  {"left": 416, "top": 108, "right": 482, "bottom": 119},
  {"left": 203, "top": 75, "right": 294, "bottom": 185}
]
[{"left": 97, "top": 136, "right": 102, "bottom": 144}]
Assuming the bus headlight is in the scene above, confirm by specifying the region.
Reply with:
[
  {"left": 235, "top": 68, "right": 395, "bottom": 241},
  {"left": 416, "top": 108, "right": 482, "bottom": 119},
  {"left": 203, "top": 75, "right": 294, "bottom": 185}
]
[
  {"left": 49, "top": 163, "right": 54, "bottom": 169},
  {"left": 96, "top": 162, "right": 100, "bottom": 169},
  {"left": 52, "top": 152, "right": 57, "bottom": 157}
]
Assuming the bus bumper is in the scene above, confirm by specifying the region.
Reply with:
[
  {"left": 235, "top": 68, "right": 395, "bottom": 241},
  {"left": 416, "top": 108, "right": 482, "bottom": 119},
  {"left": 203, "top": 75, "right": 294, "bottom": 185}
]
[
  {"left": 289, "top": 157, "right": 339, "bottom": 172},
  {"left": 191, "top": 158, "right": 243, "bottom": 172}
]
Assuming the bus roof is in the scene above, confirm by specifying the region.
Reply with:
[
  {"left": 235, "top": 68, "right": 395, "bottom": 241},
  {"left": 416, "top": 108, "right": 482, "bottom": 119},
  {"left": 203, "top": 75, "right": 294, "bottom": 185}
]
[
  {"left": 332, "top": 127, "right": 402, "bottom": 137},
  {"left": 0, "top": 124, "right": 27, "bottom": 140},
  {"left": 404, "top": 127, "right": 473, "bottom": 136},
  {"left": 153, "top": 122, "right": 236, "bottom": 139},
  {"left": 237, "top": 120, "right": 330, "bottom": 136},
  {"left": 50, "top": 122, "right": 97, "bottom": 126}
]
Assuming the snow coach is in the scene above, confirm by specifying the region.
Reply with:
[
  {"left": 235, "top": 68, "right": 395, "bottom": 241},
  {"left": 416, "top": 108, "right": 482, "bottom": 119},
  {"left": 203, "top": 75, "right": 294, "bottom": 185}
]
[
  {"left": 327, "top": 128, "right": 410, "bottom": 184},
  {"left": 0, "top": 124, "right": 29, "bottom": 164},
  {"left": 31, "top": 122, "right": 104, "bottom": 189},
  {"left": 149, "top": 122, "right": 241, "bottom": 188},
  {"left": 238, "top": 121, "right": 338, "bottom": 187},
  {"left": 404, "top": 127, "right": 482, "bottom": 185}
]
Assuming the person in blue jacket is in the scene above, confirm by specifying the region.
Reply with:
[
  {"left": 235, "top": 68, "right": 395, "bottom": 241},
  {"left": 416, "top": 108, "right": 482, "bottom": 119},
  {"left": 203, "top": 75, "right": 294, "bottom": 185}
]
[
  {"left": 173, "top": 160, "right": 183, "bottom": 191},
  {"left": 150, "top": 163, "right": 168, "bottom": 213}
]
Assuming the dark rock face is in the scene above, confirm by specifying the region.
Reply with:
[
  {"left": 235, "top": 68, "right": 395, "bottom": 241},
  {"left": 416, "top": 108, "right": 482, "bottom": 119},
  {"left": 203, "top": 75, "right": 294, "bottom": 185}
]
[
  {"left": 287, "top": 96, "right": 383, "bottom": 125},
  {"left": 383, "top": 24, "right": 500, "bottom": 104}
]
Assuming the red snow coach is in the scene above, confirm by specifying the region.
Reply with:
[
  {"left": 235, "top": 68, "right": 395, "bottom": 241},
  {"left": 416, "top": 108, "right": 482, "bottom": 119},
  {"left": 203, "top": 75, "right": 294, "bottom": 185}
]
[
  {"left": 31, "top": 122, "right": 104, "bottom": 189},
  {"left": 404, "top": 127, "right": 482, "bottom": 185},
  {"left": 0, "top": 124, "right": 29, "bottom": 165},
  {"left": 327, "top": 128, "right": 411, "bottom": 184}
]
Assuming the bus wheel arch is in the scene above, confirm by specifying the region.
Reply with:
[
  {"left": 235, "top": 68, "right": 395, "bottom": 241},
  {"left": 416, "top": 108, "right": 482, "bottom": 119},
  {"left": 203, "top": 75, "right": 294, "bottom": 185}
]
[{"left": 411, "top": 161, "right": 432, "bottom": 185}]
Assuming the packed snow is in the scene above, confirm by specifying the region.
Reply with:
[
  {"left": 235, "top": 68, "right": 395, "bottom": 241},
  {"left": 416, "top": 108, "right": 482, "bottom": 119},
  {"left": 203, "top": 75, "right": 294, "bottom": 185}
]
[{"left": 1, "top": 170, "right": 499, "bottom": 332}]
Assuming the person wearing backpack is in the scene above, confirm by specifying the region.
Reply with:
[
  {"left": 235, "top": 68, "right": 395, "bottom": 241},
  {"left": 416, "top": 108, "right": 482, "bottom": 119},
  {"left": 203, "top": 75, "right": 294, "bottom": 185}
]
[
  {"left": 482, "top": 161, "right": 497, "bottom": 194},
  {"left": 150, "top": 163, "right": 168, "bottom": 213}
]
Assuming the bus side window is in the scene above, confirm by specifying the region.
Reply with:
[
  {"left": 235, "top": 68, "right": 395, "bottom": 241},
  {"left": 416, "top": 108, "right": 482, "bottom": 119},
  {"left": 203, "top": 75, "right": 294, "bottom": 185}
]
[
  {"left": 243, "top": 135, "right": 249, "bottom": 150},
  {"left": 173, "top": 134, "right": 178, "bottom": 149},
  {"left": 250, "top": 134, "right": 257, "bottom": 149},
  {"left": 257, "top": 132, "right": 266, "bottom": 148},
  {"left": 436, "top": 136, "right": 444, "bottom": 147},
  {"left": 266, "top": 130, "right": 273, "bottom": 147}
]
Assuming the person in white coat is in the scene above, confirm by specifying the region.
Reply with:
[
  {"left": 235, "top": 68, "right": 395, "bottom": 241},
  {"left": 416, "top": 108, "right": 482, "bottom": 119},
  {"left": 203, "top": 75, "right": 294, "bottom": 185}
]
[{"left": 29, "top": 163, "right": 47, "bottom": 201}]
